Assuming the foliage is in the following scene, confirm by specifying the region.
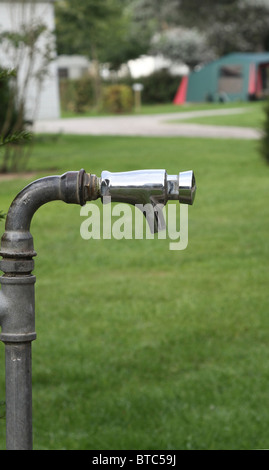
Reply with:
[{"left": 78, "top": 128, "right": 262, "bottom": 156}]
[
  {"left": 55, "top": 0, "right": 138, "bottom": 66},
  {"left": 0, "top": 130, "right": 32, "bottom": 147},
  {"left": 0, "top": 68, "right": 18, "bottom": 140},
  {"left": 133, "top": 0, "right": 180, "bottom": 31},
  {"left": 0, "top": 69, "right": 31, "bottom": 219},
  {"left": 0, "top": 22, "right": 54, "bottom": 125},
  {"left": 59, "top": 80, "right": 78, "bottom": 113},
  {"left": 131, "top": 70, "right": 181, "bottom": 104},
  {"left": 172, "top": 0, "right": 269, "bottom": 55},
  {"left": 59, "top": 77, "right": 95, "bottom": 114},
  {"left": 55, "top": 0, "right": 152, "bottom": 108},
  {"left": 133, "top": 0, "right": 269, "bottom": 63},
  {"left": 0, "top": 12, "right": 54, "bottom": 172},
  {"left": 0, "top": 69, "right": 16, "bottom": 81},
  {"left": 0, "top": 68, "right": 32, "bottom": 173},
  {"left": 203, "top": 2, "right": 269, "bottom": 56},
  {"left": 102, "top": 84, "right": 134, "bottom": 113},
  {"left": 59, "top": 69, "right": 181, "bottom": 113},
  {"left": 0, "top": 69, "right": 32, "bottom": 174},
  {"left": 260, "top": 98, "right": 269, "bottom": 165},
  {"left": 55, "top": 0, "right": 269, "bottom": 76},
  {"left": 55, "top": 0, "right": 118, "bottom": 108},
  {"left": 151, "top": 27, "right": 215, "bottom": 69},
  {"left": 73, "top": 77, "right": 95, "bottom": 114},
  {"left": 100, "top": 3, "right": 152, "bottom": 70}
]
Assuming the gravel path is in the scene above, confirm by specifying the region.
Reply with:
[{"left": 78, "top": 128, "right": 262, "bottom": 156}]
[{"left": 34, "top": 107, "right": 261, "bottom": 140}]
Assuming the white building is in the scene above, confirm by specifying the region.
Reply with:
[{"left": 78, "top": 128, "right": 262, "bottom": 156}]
[
  {"left": 57, "top": 55, "right": 91, "bottom": 80},
  {"left": 0, "top": 0, "right": 60, "bottom": 121}
]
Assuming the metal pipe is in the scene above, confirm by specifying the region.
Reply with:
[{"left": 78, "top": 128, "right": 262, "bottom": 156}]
[
  {"left": 0, "top": 167, "right": 196, "bottom": 450},
  {"left": 5, "top": 342, "right": 33, "bottom": 450},
  {"left": 0, "top": 170, "right": 88, "bottom": 450}
]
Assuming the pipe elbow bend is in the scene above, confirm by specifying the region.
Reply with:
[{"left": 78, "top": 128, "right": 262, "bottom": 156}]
[{"left": 0, "top": 170, "right": 87, "bottom": 259}]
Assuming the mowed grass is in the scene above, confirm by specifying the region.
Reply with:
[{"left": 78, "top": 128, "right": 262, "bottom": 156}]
[
  {"left": 168, "top": 101, "right": 265, "bottom": 129},
  {"left": 0, "top": 133, "right": 269, "bottom": 449},
  {"left": 61, "top": 100, "right": 263, "bottom": 119}
]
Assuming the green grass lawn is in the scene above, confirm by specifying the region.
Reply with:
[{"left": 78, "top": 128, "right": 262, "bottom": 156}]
[
  {"left": 167, "top": 101, "right": 265, "bottom": 129},
  {"left": 61, "top": 100, "right": 263, "bottom": 118},
  {"left": 0, "top": 133, "right": 269, "bottom": 450},
  {"left": 61, "top": 102, "right": 216, "bottom": 118}
]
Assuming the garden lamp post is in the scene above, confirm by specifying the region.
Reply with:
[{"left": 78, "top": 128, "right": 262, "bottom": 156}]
[{"left": 132, "top": 83, "right": 144, "bottom": 111}]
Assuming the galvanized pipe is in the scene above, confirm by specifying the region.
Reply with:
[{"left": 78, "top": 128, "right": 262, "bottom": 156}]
[
  {"left": 5, "top": 342, "right": 33, "bottom": 450},
  {"left": 0, "top": 170, "right": 88, "bottom": 450},
  {"left": 0, "top": 167, "right": 196, "bottom": 450}
]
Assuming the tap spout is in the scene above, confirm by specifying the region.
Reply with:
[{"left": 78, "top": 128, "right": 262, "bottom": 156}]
[{"left": 100, "top": 169, "right": 196, "bottom": 233}]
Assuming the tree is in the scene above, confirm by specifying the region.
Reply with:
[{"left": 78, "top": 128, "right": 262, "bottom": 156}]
[
  {"left": 0, "top": 23, "right": 54, "bottom": 126},
  {"left": 0, "top": 69, "right": 31, "bottom": 221},
  {"left": 132, "top": 0, "right": 180, "bottom": 31},
  {"left": 0, "top": 68, "right": 32, "bottom": 173},
  {"left": 55, "top": 0, "right": 122, "bottom": 106},
  {"left": 55, "top": 0, "right": 151, "bottom": 64},
  {"left": 0, "top": 0, "right": 55, "bottom": 172},
  {"left": 133, "top": 0, "right": 269, "bottom": 65},
  {"left": 178, "top": 0, "right": 269, "bottom": 55},
  {"left": 96, "top": 4, "right": 152, "bottom": 71},
  {"left": 150, "top": 27, "right": 215, "bottom": 70},
  {"left": 55, "top": 0, "right": 151, "bottom": 106}
]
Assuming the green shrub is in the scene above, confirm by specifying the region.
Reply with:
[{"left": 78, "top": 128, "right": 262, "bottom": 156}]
[
  {"left": 261, "top": 98, "right": 269, "bottom": 165},
  {"left": 59, "top": 76, "right": 94, "bottom": 113},
  {"left": 102, "top": 84, "right": 133, "bottom": 113},
  {"left": 105, "top": 70, "right": 182, "bottom": 105},
  {"left": 59, "top": 79, "right": 76, "bottom": 112},
  {"left": 136, "top": 70, "right": 181, "bottom": 104},
  {"left": 59, "top": 71, "right": 182, "bottom": 113},
  {"left": 73, "top": 76, "right": 94, "bottom": 113},
  {"left": 0, "top": 68, "right": 18, "bottom": 138},
  {"left": 0, "top": 68, "right": 31, "bottom": 173}
]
